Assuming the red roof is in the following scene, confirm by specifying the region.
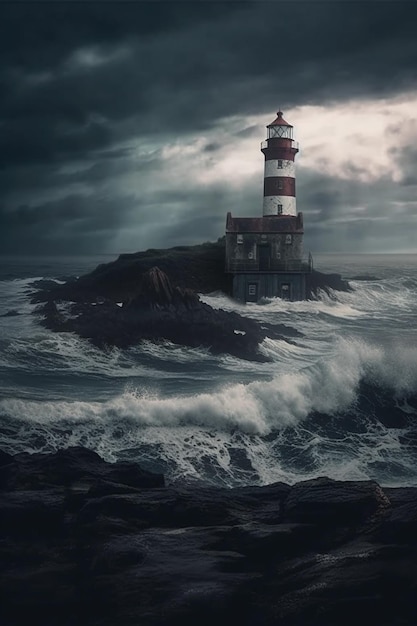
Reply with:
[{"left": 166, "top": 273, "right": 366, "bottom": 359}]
[
  {"left": 226, "top": 212, "right": 303, "bottom": 233},
  {"left": 268, "top": 110, "right": 292, "bottom": 127}
]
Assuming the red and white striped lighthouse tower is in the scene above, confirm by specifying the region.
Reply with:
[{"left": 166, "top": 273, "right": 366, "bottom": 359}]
[{"left": 261, "top": 110, "right": 299, "bottom": 217}]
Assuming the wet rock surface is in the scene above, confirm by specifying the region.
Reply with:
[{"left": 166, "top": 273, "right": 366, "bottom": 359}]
[
  {"left": 34, "top": 267, "right": 301, "bottom": 361},
  {"left": 32, "top": 240, "right": 351, "bottom": 304},
  {"left": 1, "top": 447, "right": 416, "bottom": 626},
  {"left": 306, "top": 270, "right": 352, "bottom": 296},
  {"left": 30, "top": 241, "right": 350, "bottom": 359}
]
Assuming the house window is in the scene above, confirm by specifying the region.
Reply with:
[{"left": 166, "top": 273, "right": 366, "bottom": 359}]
[
  {"left": 277, "top": 204, "right": 283, "bottom": 215},
  {"left": 237, "top": 234, "right": 243, "bottom": 244},
  {"left": 248, "top": 284, "right": 257, "bottom": 296},
  {"left": 248, "top": 251, "right": 254, "bottom": 259},
  {"left": 285, "top": 234, "right": 292, "bottom": 245},
  {"left": 277, "top": 159, "right": 283, "bottom": 169},
  {"left": 276, "top": 252, "right": 281, "bottom": 260}
]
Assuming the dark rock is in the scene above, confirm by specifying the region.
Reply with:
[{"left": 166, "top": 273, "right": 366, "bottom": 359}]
[
  {"left": 0, "top": 448, "right": 14, "bottom": 467},
  {"left": 0, "top": 450, "right": 17, "bottom": 490},
  {"left": 32, "top": 240, "right": 351, "bottom": 304},
  {"left": 125, "top": 266, "right": 200, "bottom": 311},
  {"left": 0, "top": 488, "right": 66, "bottom": 538},
  {"left": 32, "top": 240, "right": 231, "bottom": 303},
  {"left": 376, "top": 489, "right": 417, "bottom": 543},
  {"left": 4, "top": 446, "right": 164, "bottom": 492},
  {"left": 29, "top": 242, "right": 351, "bottom": 359},
  {"left": 306, "top": 269, "right": 352, "bottom": 297},
  {"left": 1, "top": 447, "right": 417, "bottom": 625},
  {"left": 283, "top": 477, "right": 390, "bottom": 527},
  {"left": 35, "top": 267, "right": 284, "bottom": 361}
]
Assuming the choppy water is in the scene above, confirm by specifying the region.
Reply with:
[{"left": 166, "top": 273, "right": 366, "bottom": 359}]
[{"left": 0, "top": 253, "right": 416, "bottom": 487}]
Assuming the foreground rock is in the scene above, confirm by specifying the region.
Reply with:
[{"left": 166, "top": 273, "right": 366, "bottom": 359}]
[
  {"left": 1, "top": 447, "right": 416, "bottom": 626},
  {"left": 35, "top": 267, "right": 301, "bottom": 361}
]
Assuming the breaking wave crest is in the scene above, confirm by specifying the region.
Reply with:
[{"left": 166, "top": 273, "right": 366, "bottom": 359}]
[
  {"left": 1, "top": 337, "right": 416, "bottom": 437},
  {"left": 1, "top": 259, "right": 417, "bottom": 487}
]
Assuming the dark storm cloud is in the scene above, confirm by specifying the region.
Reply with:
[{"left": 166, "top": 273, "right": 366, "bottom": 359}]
[
  {"left": 1, "top": 1, "right": 417, "bottom": 254},
  {"left": 0, "top": 193, "right": 138, "bottom": 255},
  {"left": 2, "top": 1, "right": 417, "bottom": 168},
  {"left": 298, "top": 164, "right": 417, "bottom": 253},
  {"left": 0, "top": 2, "right": 233, "bottom": 73}
]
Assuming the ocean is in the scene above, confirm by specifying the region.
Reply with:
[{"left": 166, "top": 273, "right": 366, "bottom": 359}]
[{"left": 0, "top": 253, "right": 416, "bottom": 488}]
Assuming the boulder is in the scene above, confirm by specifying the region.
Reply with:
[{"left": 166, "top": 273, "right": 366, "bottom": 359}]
[{"left": 1, "top": 447, "right": 417, "bottom": 626}]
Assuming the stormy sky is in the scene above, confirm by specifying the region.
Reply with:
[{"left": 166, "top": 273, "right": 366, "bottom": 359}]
[{"left": 1, "top": 0, "right": 417, "bottom": 256}]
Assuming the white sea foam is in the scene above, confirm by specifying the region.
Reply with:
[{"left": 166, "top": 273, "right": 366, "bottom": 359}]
[
  {"left": 2, "top": 261, "right": 417, "bottom": 487},
  {"left": 0, "top": 278, "right": 43, "bottom": 317},
  {"left": 2, "top": 337, "right": 416, "bottom": 435},
  {"left": 338, "top": 277, "right": 417, "bottom": 318},
  {"left": 134, "top": 340, "right": 214, "bottom": 363},
  {"left": 201, "top": 290, "right": 364, "bottom": 320},
  {"left": 1, "top": 332, "right": 162, "bottom": 379}
]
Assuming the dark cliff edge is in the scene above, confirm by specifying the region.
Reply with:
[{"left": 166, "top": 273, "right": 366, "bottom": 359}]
[
  {"left": 1, "top": 446, "right": 416, "bottom": 626},
  {"left": 33, "top": 240, "right": 232, "bottom": 304}
]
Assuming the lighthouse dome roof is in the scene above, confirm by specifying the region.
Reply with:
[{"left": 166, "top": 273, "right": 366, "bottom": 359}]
[{"left": 267, "top": 110, "right": 293, "bottom": 127}]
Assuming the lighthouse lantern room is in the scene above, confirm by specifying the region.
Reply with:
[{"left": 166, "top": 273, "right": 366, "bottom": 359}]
[{"left": 225, "top": 110, "right": 311, "bottom": 302}]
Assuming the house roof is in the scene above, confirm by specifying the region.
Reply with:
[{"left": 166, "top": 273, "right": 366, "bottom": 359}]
[{"left": 226, "top": 212, "right": 303, "bottom": 233}]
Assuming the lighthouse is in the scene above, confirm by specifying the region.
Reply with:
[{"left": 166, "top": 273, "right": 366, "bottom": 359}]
[
  {"left": 225, "top": 109, "right": 311, "bottom": 302},
  {"left": 261, "top": 111, "right": 299, "bottom": 217}
]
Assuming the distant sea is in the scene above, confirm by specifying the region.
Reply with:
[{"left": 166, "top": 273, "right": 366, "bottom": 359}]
[{"left": 1, "top": 253, "right": 417, "bottom": 487}]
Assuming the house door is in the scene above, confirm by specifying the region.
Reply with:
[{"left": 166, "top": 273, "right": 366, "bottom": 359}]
[
  {"left": 280, "top": 283, "right": 291, "bottom": 300},
  {"left": 258, "top": 245, "right": 270, "bottom": 270},
  {"left": 246, "top": 282, "right": 258, "bottom": 302}
]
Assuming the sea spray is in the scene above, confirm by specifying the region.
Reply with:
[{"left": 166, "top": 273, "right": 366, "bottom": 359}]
[
  {"left": 1, "top": 256, "right": 417, "bottom": 487},
  {"left": 2, "top": 337, "right": 416, "bottom": 435}
]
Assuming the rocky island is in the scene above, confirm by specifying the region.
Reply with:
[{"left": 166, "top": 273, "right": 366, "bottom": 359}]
[{"left": 32, "top": 240, "right": 350, "bottom": 359}]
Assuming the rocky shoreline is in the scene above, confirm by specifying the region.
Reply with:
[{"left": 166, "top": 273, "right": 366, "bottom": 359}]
[
  {"left": 29, "top": 241, "right": 350, "bottom": 360},
  {"left": 1, "top": 446, "right": 416, "bottom": 626},
  {"left": 32, "top": 240, "right": 351, "bottom": 304},
  {"left": 34, "top": 266, "right": 302, "bottom": 361}
]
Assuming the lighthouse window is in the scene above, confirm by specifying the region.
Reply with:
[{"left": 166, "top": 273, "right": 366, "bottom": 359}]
[
  {"left": 278, "top": 180, "right": 283, "bottom": 190},
  {"left": 277, "top": 204, "right": 283, "bottom": 215},
  {"left": 285, "top": 234, "right": 292, "bottom": 245},
  {"left": 277, "top": 160, "right": 283, "bottom": 169}
]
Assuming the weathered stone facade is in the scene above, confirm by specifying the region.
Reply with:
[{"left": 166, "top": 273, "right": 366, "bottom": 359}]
[{"left": 225, "top": 212, "right": 310, "bottom": 301}]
